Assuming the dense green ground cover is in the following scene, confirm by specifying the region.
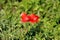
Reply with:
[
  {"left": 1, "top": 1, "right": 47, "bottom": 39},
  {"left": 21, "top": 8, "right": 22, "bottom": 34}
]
[{"left": 0, "top": 0, "right": 60, "bottom": 40}]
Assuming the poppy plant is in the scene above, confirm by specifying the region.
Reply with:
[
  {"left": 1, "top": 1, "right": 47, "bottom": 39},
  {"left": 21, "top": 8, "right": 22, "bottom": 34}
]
[
  {"left": 21, "top": 12, "right": 30, "bottom": 22},
  {"left": 21, "top": 12, "right": 39, "bottom": 23},
  {"left": 29, "top": 14, "right": 39, "bottom": 23}
]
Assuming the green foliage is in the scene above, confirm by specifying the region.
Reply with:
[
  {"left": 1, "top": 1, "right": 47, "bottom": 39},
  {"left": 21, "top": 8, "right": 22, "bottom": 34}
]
[{"left": 0, "top": 0, "right": 60, "bottom": 40}]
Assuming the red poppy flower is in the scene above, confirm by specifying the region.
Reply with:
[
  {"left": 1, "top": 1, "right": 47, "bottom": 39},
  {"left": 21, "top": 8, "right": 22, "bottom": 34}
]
[
  {"left": 21, "top": 12, "right": 39, "bottom": 23},
  {"left": 21, "top": 12, "right": 29, "bottom": 22},
  {"left": 29, "top": 14, "right": 39, "bottom": 23},
  {"left": 21, "top": 16, "right": 29, "bottom": 22}
]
